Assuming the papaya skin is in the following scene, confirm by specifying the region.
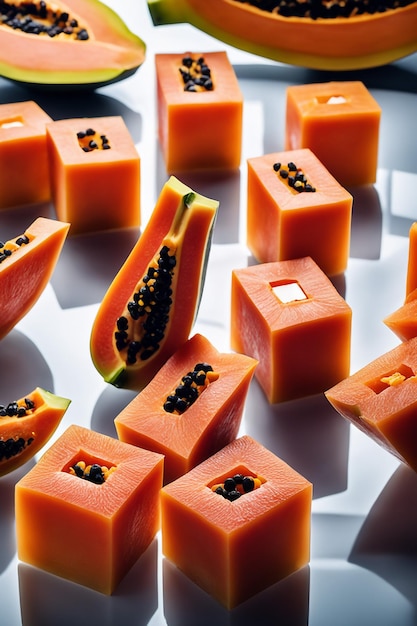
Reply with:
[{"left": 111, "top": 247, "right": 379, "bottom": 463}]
[
  {"left": 90, "top": 176, "right": 218, "bottom": 391},
  {"left": 147, "top": 0, "right": 417, "bottom": 71},
  {"left": 0, "top": 387, "right": 71, "bottom": 477},
  {"left": 0, "top": 0, "right": 146, "bottom": 88}
]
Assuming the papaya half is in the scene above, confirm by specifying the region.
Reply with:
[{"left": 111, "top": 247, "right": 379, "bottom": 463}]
[
  {"left": 0, "top": 387, "right": 71, "bottom": 476},
  {"left": 0, "top": 217, "right": 70, "bottom": 340},
  {"left": 0, "top": 0, "right": 146, "bottom": 88},
  {"left": 90, "top": 176, "right": 218, "bottom": 391},
  {"left": 148, "top": 0, "right": 417, "bottom": 71}
]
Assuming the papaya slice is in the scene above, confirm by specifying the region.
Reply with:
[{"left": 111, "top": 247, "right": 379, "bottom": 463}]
[
  {"left": 383, "top": 288, "right": 417, "bottom": 342},
  {"left": 325, "top": 336, "right": 417, "bottom": 474},
  {"left": 161, "top": 435, "right": 312, "bottom": 608},
  {"left": 0, "top": 0, "right": 146, "bottom": 88},
  {"left": 90, "top": 176, "right": 218, "bottom": 390},
  {"left": 0, "top": 387, "right": 70, "bottom": 476},
  {"left": 114, "top": 333, "right": 258, "bottom": 484},
  {"left": 15, "top": 424, "right": 164, "bottom": 594},
  {"left": 406, "top": 222, "right": 417, "bottom": 298},
  {"left": 148, "top": 0, "right": 417, "bottom": 71},
  {"left": 0, "top": 217, "right": 70, "bottom": 340}
]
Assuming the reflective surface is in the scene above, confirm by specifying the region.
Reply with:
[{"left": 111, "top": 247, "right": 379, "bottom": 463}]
[{"left": 1, "top": 2, "right": 417, "bottom": 624}]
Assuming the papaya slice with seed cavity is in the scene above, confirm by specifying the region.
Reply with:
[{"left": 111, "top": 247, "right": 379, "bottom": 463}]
[
  {"left": 0, "top": 0, "right": 146, "bottom": 88},
  {"left": 0, "top": 387, "right": 71, "bottom": 476},
  {"left": 148, "top": 0, "right": 417, "bottom": 71},
  {"left": 0, "top": 217, "right": 70, "bottom": 340},
  {"left": 90, "top": 176, "right": 218, "bottom": 391}
]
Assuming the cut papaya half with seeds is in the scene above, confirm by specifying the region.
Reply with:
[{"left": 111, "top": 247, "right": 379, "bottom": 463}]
[
  {"left": 0, "top": 387, "right": 71, "bottom": 476},
  {"left": 0, "top": 0, "right": 146, "bottom": 88},
  {"left": 148, "top": 0, "right": 417, "bottom": 71},
  {"left": 0, "top": 217, "right": 70, "bottom": 340},
  {"left": 90, "top": 176, "right": 218, "bottom": 391}
]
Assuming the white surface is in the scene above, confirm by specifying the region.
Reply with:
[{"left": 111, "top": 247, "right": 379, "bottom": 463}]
[{"left": 1, "top": 2, "right": 417, "bottom": 624}]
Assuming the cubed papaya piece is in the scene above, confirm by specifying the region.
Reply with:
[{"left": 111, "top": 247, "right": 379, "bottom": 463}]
[
  {"left": 247, "top": 149, "right": 352, "bottom": 276},
  {"left": 285, "top": 81, "right": 381, "bottom": 187},
  {"left": 155, "top": 51, "right": 243, "bottom": 172},
  {"left": 325, "top": 336, "right": 417, "bottom": 473},
  {"left": 115, "top": 333, "right": 257, "bottom": 484},
  {"left": 384, "top": 287, "right": 417, "bottom": 342},
  {"left": 161, "top": 435, "right": 312, "bottom": 609},
  {"left": 0, "top": 101, "right": 52, "bottom": 208},
  {"left": 231, "top": 256, "right": 352, "bottom": 403},
  {"left": 46, "top": 116, "right": 140, "bottom": 235},
  {"left": 15, "top": 424, "right": 164, "bottom": 594}
]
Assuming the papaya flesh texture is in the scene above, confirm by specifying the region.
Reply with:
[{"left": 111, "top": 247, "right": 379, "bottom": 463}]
[
  {"left": 0, "top": 387, "right": 71, "bottom": 476},
  {"left": 148, "top": 0, "right": 417, "bottom": 71},
  {"left": 0, "top": 217, "right": 70, "bottom": 340},
  {"left": 0, "top": 0, "right": 146, "bottom": 88},
  {"left": 90, "top": 176, "right": 218, "bottom": 391}
]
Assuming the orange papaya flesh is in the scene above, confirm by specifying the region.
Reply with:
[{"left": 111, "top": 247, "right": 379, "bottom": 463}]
[
  {"left": 406, "top": 222, "right": 417, "bottom": 298},
  {"left": 90, "top": 176, "right": 218, "bottom": 391},
  {"left": 15, "top": 424, "right": 164, "bottom": 594},
  {"left": 0, "top": 387, "right": 70, "bottom": 477},
  {"left": 161, "top": 435, "right": 312, "bottom": 609},
  {"left": 0, "top": 0, "right": 146, "bottom": 88},
  {"left": 114, "top": 333, "right": 258, "bottom": 484},
  {"left": 148, "top": 0, "right": 417, "bottom": 71},
  {"left": 384, "top": 288, "right": 417, "bottom": 342},
  {"left": 0, "top": 100, "right": 52, "bottom": 209},
  {"left": 325, "top": 336, "right": 417, "bottom": 473},
  {"left": 0, "top": 216, "right": 70, "bottom": 340}
]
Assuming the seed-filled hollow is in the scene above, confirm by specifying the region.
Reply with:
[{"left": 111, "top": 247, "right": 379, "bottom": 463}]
[
  {"left": 163, "top": 362, "right": 219, "bottom": 414},
  {"left": 273, "top": 161, "right": 316, "bottom": 193},
  {"left": 179, "top": 54, "right": 213, "bottom": 92},
  {"left": 68, "top": 460, "right": 116, "bottom": 484},
  {"left": 232, "top": 0, "right": 416, "bottom": 19},
  {"left": 77, "top": 128, "right": 111, "bottom": 152},
  {"left": 0, "top": 0, "right": 89, "bottom": 39},
  {"left": 0, "top": 395, "right": 36, "bottom": 461},
  {"left": 115, "top": 244, "right": 177, "bottom": 365},
  {"left": 0, "top": 232, "right": 31, "bottom": 264},
  {"left": 211, "top": 472, "right": 263, "bottom": 501}
]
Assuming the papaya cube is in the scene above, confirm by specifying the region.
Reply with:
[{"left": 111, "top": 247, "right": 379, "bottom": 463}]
[
  {"left": 155, "top": 51, "right": 243, "bottom": 172},
  {"left": 161, "top": 435, "right": 312, "bottom": 609},
  {"left": 231, "top": 256, "right": 352, "bottom": 403},
  {"left": 285, "top": 81, "right": 381, "bottom": 187},
  {"left": 115, "top": 333, "right": 258, "bottom": 484},
  {"left": 0, "top": 101, "right": 52, "bottom": 208},
  {"left": 46, "top": 116, "right": 140, "bottom": 235},
  {"left": 15, "top": 424, "right": 164, "bottom": 595},
  {"left": 325, "top": 336, "right": 417, "bottom": 474},
  {"left": 247, "top": 148, "right": 352, "bottom": 276}
]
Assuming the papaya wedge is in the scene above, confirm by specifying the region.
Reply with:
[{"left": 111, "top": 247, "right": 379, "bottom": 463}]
[
  {"left": 0, "top": 0, "right": 146, "bottom": 88},
  {"left": 0, "top": 387, "right": 71, "bottom": 476},
  {"left": 90, "top": 176, "right": 218, "bottom": 390},
  {"left": 148, "top": 0, "right": 417, "bottom": 71}
]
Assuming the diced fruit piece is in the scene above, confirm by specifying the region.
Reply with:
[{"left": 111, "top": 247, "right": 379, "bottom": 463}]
[
  {"left": 115, "top": 333, "right": 258, "bottom": 484},
  {"left": 247, "top": 148, "right": 352, "bottom": 276},
  {"left": 46, "top": 116, "right": 140, "bottom": 235},
  {"left": 0, "top": 387, "right": 70, "bottom": 476},
  {"left": 325, "top": 336, "right": 417, "bottom": 473},
  {"left": 285, "top": 81, "right": 381, "bottom": 187},
  {"left": 15, "top": 424, "right": 164, "bottom": 594},
  {"left": 406, "top": 222, "right": 417, "bottom": 298},
  {"left": 231, "top": 256, "right": 352, "bottom": 403},
  {"left": 384, "top": 288, "right": 417, "bottom": 342},
  {"left": 90, "top": 176, "right": 218, "bottom": 390},
  {"left": 161, "top": 435, "right": 312, "bottom": 609},
  {"left": 155, "top": 51, "right": 243, "bottom": 172},
  {"left": 0, "top": 217, "right": 70, "bottom": 339},
  {"left": 0, "top": 101, "right": 52, "bottom": 208}
]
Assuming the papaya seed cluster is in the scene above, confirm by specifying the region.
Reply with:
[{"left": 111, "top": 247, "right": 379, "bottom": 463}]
[
  {"left": 0, "top": 233, "right": 30, "bottom": 264},
  {"left": 211, "top": 473, "right": 262, "bottom": 501},
  {"left": 233, "top": 0, "right": 415, "bottom": 19},
  {"left": 273, "top": 161, "right": 316, "bottom": 193},
  {"left": 69, "top": 460, "right": 116, "bottom": 484},
  {"left": 77, "top": 128, "right": 111, "bottom": 152},
  {"left": 179, "top": 54, "right": 213, "bottom": 92},
  {"left": 0, "top": 0, "right": 89, "bottom": 40},
  {"left": 163, "top": 363, "right": 218, "bottom": 414}
]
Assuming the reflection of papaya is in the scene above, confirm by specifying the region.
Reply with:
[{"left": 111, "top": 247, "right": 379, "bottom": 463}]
[
  {"left": 148, "top": 0, "right": 417, "bottom": 71},
  {"left": 0, "top": 217, "right": 69, "bottom": 340},
  {"left": 90, "top": 176, "right": 218, "bottom": 390},
  {"left": 0, "top": 0, "right": 146, "bottom": 88},
  {"left": 0, "top": 387, "right": 70, "bottom": 476}
]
